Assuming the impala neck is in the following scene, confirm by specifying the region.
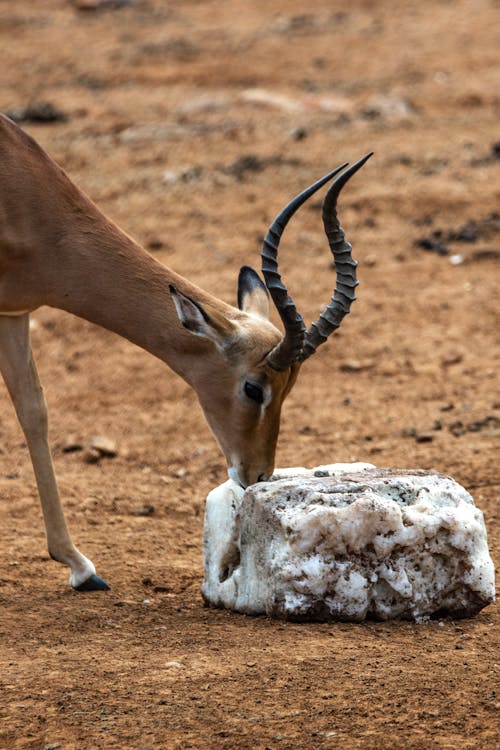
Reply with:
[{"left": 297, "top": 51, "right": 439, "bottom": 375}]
[
  {"left": 0, "top": 112, "right": 239, "bottom": 382},
  {"left": 43, "top": 213, "right": 232, "bottom": 381}
]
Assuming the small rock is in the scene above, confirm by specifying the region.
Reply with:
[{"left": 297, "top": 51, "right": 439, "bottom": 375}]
[
  {"left": 415, "top": 432, "right": 434, "bottom": 444},
  {"left": 162, "top": 169, "right": 179, "bottom": 186},
  {"left": 73, "top": 0, "right": 135, "bottom": 9},
  {"left": 5, "top": 102, "right": 67, "bottom": 124},
  {"left": 419, "top": 158, "right": 449, "bottom": 176},
  {"left": 449, "top": 254, "right": 465, "bottom": 265},
  {"left": 415, "top": 236, "right": 449, "bottom": 256},
  {"left": 361, "top": 95, "right": 415, "bottom": 121},
  {"left": 162, "top": 166, "right": 203, "bottom": 186},
  {"left": 441, "top": 352, "right": 463, "bottom": 367},
  {"left": 175, "top": 94, "right": 229, "bottom": 115},
  {"left": 299, "top": 425, "right": 318, "bottom": 436},
  {"left": 449, "top": 421, "right": 466, "bottom": 437},
  {"left": 453, "top": 221, "right": 479, "bottom": 243},
  {"left": 62, "top": 435, "right": 83, "bottom": 453},
  {"left": 147, "top": 239, "right": 164, "bottom": 251},
  {"left": 239, "top": 88, "right": 303, "bottom": 112},
  {"left": 289, "top": 126, "right": 308, "bottom": 141},
  {"left": 89, "top": 435, "right": 117, "bottom": 457},
  {"left": 470, "top": 248, "right": 500, "bottom": 262},
  {"left": 401, "top": 427, "right": 417, "bottom": 438},
  {"left": 82, "top": 448, "right": 102, "bottom": 464},
  {"left": 339, "top": 359, "right": 375, "bottom": 372},
  {"left": 467, "top": 415, "right": 500, "bottom": 434},
  {"left": 129, "top": 504, "right": 155, "bottom": 517},
  {"left": 221, "top": 154, "right": 267, "bottom": 179}
]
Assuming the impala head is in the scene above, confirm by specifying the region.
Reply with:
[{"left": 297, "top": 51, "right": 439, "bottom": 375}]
[{"left": 170, "top": 154, "right": 372, "bottom": 488}]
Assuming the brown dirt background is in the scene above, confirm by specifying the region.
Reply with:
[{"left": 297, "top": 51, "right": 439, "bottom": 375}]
[{"left": 0, "top": 1, "right": 499, "bottom": 748}]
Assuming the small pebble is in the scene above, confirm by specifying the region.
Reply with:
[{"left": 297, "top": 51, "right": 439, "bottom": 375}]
[
  {"left": 90, "top": 435, "right": 117, "bottom": 457},
  {"left": 129, "top": 505, "right": 155, "bottom": 517},
  {"left": 73, "top": 0, "right": 135, "bottom": 9},
  {"left": 6, "top": 101, "right": 67, "bottom": 124},
  {"left": 289, "top": 126, "right": 308, "bottom": 141},
  {"left": 82, "top": 448, "right": 101, "bottom": 464},
  {"left": 441, "top": 352, "right": 463, "bottom": 367},
  {"left": 401, "top": 427, "right": 417, "bottom": 438},
  {"left": 440, "top": 403, "right": 455, "bottom": 412},
  {"left": 415, "top": 432, "right": 434, "bottom": 443},
  {"left": 339, "top": 359, "right": 375, "bottom": 372},
  {"left": 62, "top": 435, "right": 83, "bottom": 453},
  {"left": 415, "top": 236, "right": 448, "bottom": 255},
  {"left": 449, "top": 421, "right": 466, "bottom": 437}
]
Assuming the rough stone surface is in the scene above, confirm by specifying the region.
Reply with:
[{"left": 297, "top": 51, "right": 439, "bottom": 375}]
[{"left": 202, "top": 464, "right": 495, "bottom": 622}]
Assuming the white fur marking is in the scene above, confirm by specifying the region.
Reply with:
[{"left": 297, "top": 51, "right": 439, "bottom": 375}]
[{"left": 68, "top": 555, "right": 97, "bottom": 588}]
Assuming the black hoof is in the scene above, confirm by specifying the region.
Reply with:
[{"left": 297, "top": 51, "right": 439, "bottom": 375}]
[{"left": 74, "top": 574, "right": 110, "bottom": 592}]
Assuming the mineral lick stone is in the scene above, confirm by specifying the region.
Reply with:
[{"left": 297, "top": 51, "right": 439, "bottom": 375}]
[{"left": 202, "top": 464, "right": 495, "bottom": 622}]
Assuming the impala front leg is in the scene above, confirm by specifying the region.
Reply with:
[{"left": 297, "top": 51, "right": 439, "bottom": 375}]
[{"left": 0, "top": 314, "right": 109, "bottom": 591}]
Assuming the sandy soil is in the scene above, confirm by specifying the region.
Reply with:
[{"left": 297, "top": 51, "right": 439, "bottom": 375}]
[{"left": 0, "top": 1, "right": 499, "bottom": 748}]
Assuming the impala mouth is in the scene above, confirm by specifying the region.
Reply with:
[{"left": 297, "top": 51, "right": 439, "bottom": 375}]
[
  {"left": 228, "top": 466, "right": 270, "bottom": 488},
  {"left": 228, "top": 466, "right": 246, "bottom": 489}
]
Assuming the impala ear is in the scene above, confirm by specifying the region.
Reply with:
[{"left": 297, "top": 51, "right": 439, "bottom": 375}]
[
  {"left": 237, "top": 266, "right": 270, "bottom": 319},
  {"left": 169, "top": 285, "right": 234, "bottom": 348}
]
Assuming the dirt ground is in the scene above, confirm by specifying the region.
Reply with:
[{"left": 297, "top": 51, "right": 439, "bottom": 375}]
[{"left": 0, "top": 1, "right": 499, "bottom": 748}]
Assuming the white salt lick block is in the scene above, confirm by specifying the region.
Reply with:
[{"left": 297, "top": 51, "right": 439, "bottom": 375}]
[{"left": 202, "top": 464, "right": 495, "bottom": 621}]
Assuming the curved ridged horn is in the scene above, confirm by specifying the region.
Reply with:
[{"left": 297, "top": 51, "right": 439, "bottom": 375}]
[
  {"left": 262, "top": 163, "right": 348, "bottom": 371},
  {"left": 299, "top": 153, "right": 373, "bottom": 363}
]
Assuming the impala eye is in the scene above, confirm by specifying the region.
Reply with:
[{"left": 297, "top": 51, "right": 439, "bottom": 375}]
[{"left": 244, "top": 381, "right": 264, "bottom": 405}]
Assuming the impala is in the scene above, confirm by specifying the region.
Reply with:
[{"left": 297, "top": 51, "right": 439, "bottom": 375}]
[{"left": 0, "top": 113, "right": 371, "bottom": 591}]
